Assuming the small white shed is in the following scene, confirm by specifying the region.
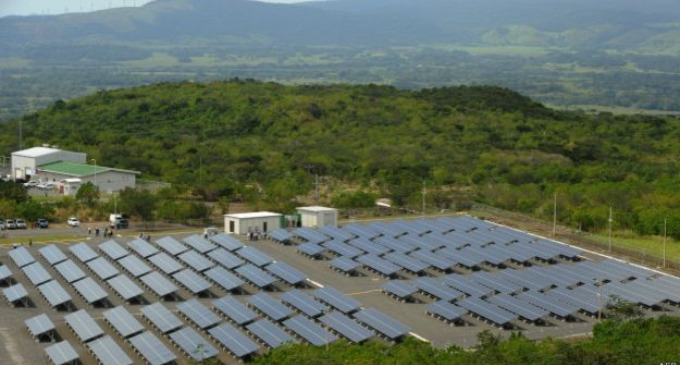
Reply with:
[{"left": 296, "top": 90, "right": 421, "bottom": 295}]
[
  {"left": 61, "top": 178, "right": 82, "bottom": 196},
  {"left": 224, "top": 212, "right": 282, "bottom": 235},
  {"left": 297, "top": 206, "right": 338, "bottom": 228}
]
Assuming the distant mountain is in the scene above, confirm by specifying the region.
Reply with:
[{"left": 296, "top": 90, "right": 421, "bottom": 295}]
[
  {"left": 2, "top": 0, "right": 680, "bottom": 49},
  {"left": 0, "top": 0, "right": 443, "bottom": 46}
]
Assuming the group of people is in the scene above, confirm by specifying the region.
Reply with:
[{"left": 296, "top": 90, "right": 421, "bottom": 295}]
[
  {"left": 139, "top": 232, "right": 152, "bottom": 243},
  {"left": 88, "top": 226, "right": 114, "bottom": 238},
  {"left": 246, "top": 227, "right": 261, "bottom": 241}
]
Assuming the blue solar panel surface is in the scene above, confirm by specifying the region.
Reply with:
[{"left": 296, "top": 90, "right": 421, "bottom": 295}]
[
  {"left": 103, "top": 306, "right": 145, "bottom": 338},
  {"left": 140, "top": 271, "right": 177, "bottom": 298},
  {"left": 25, "top": 313, "right": 55, "bottom": 337},
  {"left": 169, "top": 327, "right": 219, "bottom": 361},
  {"left": 86, "top": 257, "right": 119, "bottom": 281},
  {"left": 73, "top": 277, "right": 108, "bottom": 304},
  {"left": 353, "top": 308, "right": 410, "bottom": 340},
  {"left": 39, "top": 244, "right": 68, "bottom": 265},
  {"left": 183, "top": 234, "right": 218, "bottom": 254},
  {"left": 284, "top": 315, "right": 338, "bottom": 346},
  {"left": 22, "top": 262, "right": 52, "bottom": 286},
  {"left": 235, "top": 264, "right": 277, "bottom": 288},
  {"left": 178, "top": 250, "right": 215, "bottom": 272},
  {"left": 106, "top": 274, "right": 144, "bottom": 301},
  {"left": 209, "top": 233, "right": 245, "bottom": 251},
  {"left": 87, "top": 335, "right": 133, "bottom": 365},
  {"left": 237, "top": 246, "right": 274, "bottom": 267},
  {"left": 330, "top": 256, "right": 360, "bottom": 272},
  {"left": 129, "top": 331, "right": 177, "bottom": 365},
  {"left": 9, "top": 246, "right": 36, "bottom": 268},
  {"left": 280, "top": 289, "right": 326, "bottom": 318},
  {"left": 141, "top": 302, "right": 183, "bottom": 334},
  {"left": 212, "top": 295, "right": 258, "bottom": 325},
  {"left": 204, "top": 266, "right": 244, "bottom": 291},
  {"left": 266, "top": 261, "right": 308, "bottom": 285},
  {"left": 69, "top": 242, "right": 98, "bottom": 263},
  {"left": 98, "top": 240, "right": 130, "bottom": 261},
  {"left": 45, "top": 341, "right": 79, "bottom": 365},
  {"left": 128, "top": 239, "right": 159, "bottom": 258},
  {"left": 156, "top": 236, "right": 189, "bottom": 256},
  {"left": 248, "top": 292, "right": 293, "bottom": 321},
  {"left": 173, "top": 268, "right": 212, "bottom": 294},
  {"left": 207, "top": 248, "right": 245, "bottom": 269},
  {"left": 177, "top": 299, "right": 221, "bottom": 329},
  {"left": 208, "top": 322, "right": 259, "bottom": 358},
  {"left": 319, "top": 311, "right": 374, "bottom": 343},
  {"left": 148, "top": 252, "right": 184, "bottom": 275},
  {"left": 313, "top": 287, "right": 361, "bottom": 314},
  {"left": 65, "top": 309, "right": 104, "bottom": 342},
  {"left": 54, "top": 259, "right": 86, "bottom": 284},
  {"left": 427, "top": 301, "right": 467, "bottom": 321},
  {"left": 37, "top": 280, "right": 71, "bottom": 307},
  {"left": 118, "top": 255, "right": 152, "bottom": 278},
  {"left": 246, "top": 318, "right": 295, "bottom": 348}
]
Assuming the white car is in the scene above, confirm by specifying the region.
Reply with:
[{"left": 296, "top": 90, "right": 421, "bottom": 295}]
[
  {"left": 23, "top": 181, "right": 39, "bottom": 188},
  {"left": 67, "top": 217, "right": 80, "bottom": 227}
]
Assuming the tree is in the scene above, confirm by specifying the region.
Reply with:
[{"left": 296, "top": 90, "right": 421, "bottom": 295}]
[
  {"left": 75, "top": 182, "right": 99, "bottom": 207},
  {"left": 118, "top": 188, "right": 156, "bottom": 223}
]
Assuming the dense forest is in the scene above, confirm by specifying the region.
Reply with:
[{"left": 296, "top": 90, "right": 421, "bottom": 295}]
[
  {"left": 249, "top": 316, "right": 680, "bottom": 364},
  {"left": 2, "top": 81, "right": 680, "bottom": 236}
]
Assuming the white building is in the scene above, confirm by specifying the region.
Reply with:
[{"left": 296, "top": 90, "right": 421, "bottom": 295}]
[
  {"left": 11, "top": 146, "right": 139, "bottom": 193},
  {"left": 224, "top": 212, "right": 282, "bottom": 235},
  {"left": 297, "top": 206, "right": 338, "bottom": 228}
]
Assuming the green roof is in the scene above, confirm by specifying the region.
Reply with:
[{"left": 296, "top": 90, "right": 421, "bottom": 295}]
[{"left": 38, "top": 161, "right": 138, "bottom": 177}]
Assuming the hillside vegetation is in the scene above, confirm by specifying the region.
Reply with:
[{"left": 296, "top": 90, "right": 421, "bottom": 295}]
[{"left": 3, "top": 81, "right": 680, "bottom": 238}]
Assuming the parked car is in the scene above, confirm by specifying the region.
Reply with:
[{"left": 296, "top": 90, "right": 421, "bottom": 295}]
[
  {"left": 15, "top": 219, "right": 27, "bottom": 229},
  {"left": 36, "top": 219, "right": 49, "bottom": 229},
  {"left": 5, "top": 219, "right": 16, "bottom": 230},
  {"left": 67, "top": 217, "right": 80, "bottom": 227},
  {"left": 23, "top": 181, "right": 39, "bottom": 188}
]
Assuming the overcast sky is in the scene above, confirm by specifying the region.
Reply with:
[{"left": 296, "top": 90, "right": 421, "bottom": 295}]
[{"left": 0, "top": 0, "right": 314, "bottom": 17}]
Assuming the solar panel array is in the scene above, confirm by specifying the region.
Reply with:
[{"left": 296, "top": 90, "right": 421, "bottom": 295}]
[{"left": 286, "top": 215, "right": 680, "bottom": 328}]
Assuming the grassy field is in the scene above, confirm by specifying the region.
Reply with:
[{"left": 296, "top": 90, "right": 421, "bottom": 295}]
[{"left": 589, "top": 231, "right": 680, "bottom": 263}]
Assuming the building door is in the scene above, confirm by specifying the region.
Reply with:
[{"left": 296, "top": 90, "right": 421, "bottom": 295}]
[
  {"left": 229, "top": 220, "right": 235, "bottom": 233},
  {"left": 263, "top": 222, "right": 268, "bottom": 232}
]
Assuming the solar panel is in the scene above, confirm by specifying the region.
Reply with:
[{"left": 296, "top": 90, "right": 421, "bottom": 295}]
[
  {"left": 313, "top": 287, "right": 361, "bottom": 314},
  {"left": 384, "top": 252, "right": 429, "bottom": 273},
  {"left": 319, "top": 311, "right": 374, "bottom": 343},
  {"left": 98, "top": 240, "right": 130, "bottom": 261},
  {"left": 87, "top": 336, "right": 133, "bottom": 365},
  {"left": 73, "top": 277, "right": 108, "bottom": 304},
  {"left": 183, "top": 234, "right": 218, "bottom": 254},
  {"left": 9, "top": 245, "right": 36, "bottom": 267},
  {"left": 346, "top": 238, "right": 390, "bottom": 256},
  {"left": 141, "top": 302, "right": 183, "bottom": 334},
  {"left": 248, "top": 292, "right": 294, "bottom": 321},
  {"left": 177, "top": 250, "right": 215, "bottom": 272},
  {"left": 25, "top": 313, "right": 55, "bottom": 338},
  {"left": 353, "top": 308, "right": 410, "bottom": 340},
  {"left": 128, "top": 238, "right": 160, "bottom": 258},
  {"left": 86, "top": 257, "right": 119, "bottom": 280},
  {"left": 177, "top": 299, "right": 221, "bottom": 330},
  {"left": 208, "top": 322, "right": 259, "bottom": 358},
  {"left": 373, "top": 237, "right": 415, "bottom": 253},
  {"left": 69, "top": 242, "right": 98, "bottom": 263},
  {"left": 266, "top": 261, "right": 308, "bottom": 285},
  {"left": 65, "top": 309, "right": 104, "bottom": 343},
  {"left": 280, "top": 289, "right": 327, "bottom": 318},
  {"left": 427, "top": 301, "right": 467, "bottom": 322},
  {"left": 45, "top": 341, "right": 79, "bottom": 365},
  {"left": 283, "top": 315, "right": 338, "bottom": 346},
  {"left": 330, "top": 256, "right": 360, "bottom": 273},
  {"left": 37, "top": 280, "right": 72, "bottom": 308},
  {"left": 321, "top": 240, "right": 363, "bottom": 258},
  {"left": 156, "top": 236, "right": 189, "bottom": 256},
  {"left": 129, "top": 331, "right": 177, "bottom": 365},
  {"left": 487, "top": 293, "right": 549, "bottom": 321},
  {"left": 235, "top": 264, "right": 277, "bottom": 288},
  {"left": 356, "top": 254, "right": 401, "bottom": 276},
  {"left": 173, "top": 268, "right": 212, "bottom": 295},
  {"left": 0, "top": 264, "right": 11, "bottom": 282},
  {"left": 209, "top": 233, "right": 245, "bottom": 251},
  {"left": 412, "top": 277, "right": 464, "bottom": 302},
  {"left": 117, "top": 255, "right": 152, "bottom": 278},
  {"left": 268, "top": 229, "right": 293, "bottom": 243},
  {"left": 457, "top": 297, "right": 518, "bottom": 326},
  {"left": 148, "top": 252, "right": 184, "bottom": 275},
  {"left": 22, "top": 262, "right": 52, "bottom": 286},
  {"left": 236, "top": 246, "right": 274, "bottom": 267},
  {"left": 204, "top": 266, "right": 245, "bottom": 291},
  {"left": 169, "top": 327, "right": 219, "bottom": 361},
  {"left": 381, "top": 281, "right": 417, "bottom": 300},
  {"left": 103, "top": 306, "right": 145, "bottom": 338},
  {"left": 39, "top": 244, "right": 68, "bottom": 265},
  {"left": 3, "top": 282, "right": 28, "bottom": 304},
  {"left": 212, "top": 296, "right": 258, "bottom": 325},
  {"left": 296, "top": 242, "right": 325, "bottom": 257},
  {"left": 472, "top": 272, "right": 524, "bottom": 294},
  {"left": 409, "top": 249, "right": 456, "bottom": 271},
  {"left": 246, "top": 318, "right": 296, "bottom": 348},
  {"left": 442, "top": 275, "right": 494, "bottom": 298},
  {"left": 140, "top": 271, "right": 178, "bottom": 298},
  {"left": 106, "top": 274, "right": 144, "bottom": 302},
  {"left": 54, "top": 259, "right": 86, "bottom": 284},
  {"left": 207, "top": 248, "right": 245, "bottom": 269}
]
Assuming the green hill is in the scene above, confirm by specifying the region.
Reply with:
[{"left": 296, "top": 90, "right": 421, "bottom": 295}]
[{"left": 3, "top": 81, "right": 680, "bottom": 236}]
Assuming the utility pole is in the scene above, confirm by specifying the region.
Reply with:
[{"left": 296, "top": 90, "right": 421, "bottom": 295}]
[
  {"left": 314, "top": 174, "right": 320, "bottom": 202},
  {"left": 19, "top": 119, "right": 22, "bottom": 150},
  {"left": 597, "top": 279, "right": 603, "bottom": 322},
  {"left": 663, "top": 218, "right": 667, "bottom": 268},
  {"left": 553, "top": 192, "right": 557, "bottom": 236},
  {"left": 422, "top": 180, "right": 426, "bottom": 217},
  {"left": 608, "top": 206, "right": 613, "bottom": 252},
  {"left": 92, "top": 159, "right": 97, "bottom": 188}
]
